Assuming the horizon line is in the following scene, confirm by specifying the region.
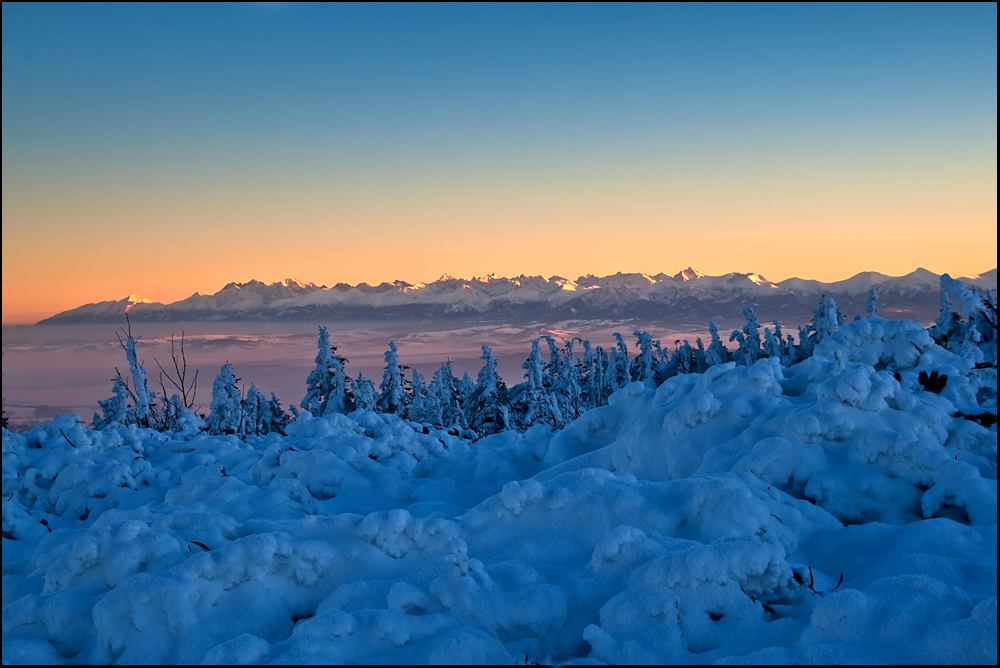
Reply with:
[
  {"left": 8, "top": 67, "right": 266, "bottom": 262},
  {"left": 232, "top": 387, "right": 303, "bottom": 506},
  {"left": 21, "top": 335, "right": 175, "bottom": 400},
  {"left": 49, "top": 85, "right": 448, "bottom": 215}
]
[{"left": 5, "top": 265, "right": 995, "bottom": 327}]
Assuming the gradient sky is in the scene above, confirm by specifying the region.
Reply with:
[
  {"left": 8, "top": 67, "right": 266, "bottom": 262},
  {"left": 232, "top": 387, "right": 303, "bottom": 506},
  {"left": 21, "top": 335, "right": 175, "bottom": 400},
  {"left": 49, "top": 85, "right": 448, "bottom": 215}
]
[{"left": 3, "top": 2, "right": 996, "bottom": 323}]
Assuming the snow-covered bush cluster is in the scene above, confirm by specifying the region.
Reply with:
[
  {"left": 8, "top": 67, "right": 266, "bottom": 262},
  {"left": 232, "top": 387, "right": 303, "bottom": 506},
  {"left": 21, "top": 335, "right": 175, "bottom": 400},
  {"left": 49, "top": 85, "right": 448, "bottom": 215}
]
[
  {"left": 2, "top": 275, "right": 996, "bottom": 664},
  {"left": 87, "top": 276, "right": 998, "bottom": 444}
]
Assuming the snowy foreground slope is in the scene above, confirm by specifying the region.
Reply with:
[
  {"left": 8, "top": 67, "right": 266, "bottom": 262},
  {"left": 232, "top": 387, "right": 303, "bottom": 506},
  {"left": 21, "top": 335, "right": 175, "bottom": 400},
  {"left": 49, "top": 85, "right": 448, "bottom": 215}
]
[{"left": 3, "top": 318, "right": 997, "bottom": 664}]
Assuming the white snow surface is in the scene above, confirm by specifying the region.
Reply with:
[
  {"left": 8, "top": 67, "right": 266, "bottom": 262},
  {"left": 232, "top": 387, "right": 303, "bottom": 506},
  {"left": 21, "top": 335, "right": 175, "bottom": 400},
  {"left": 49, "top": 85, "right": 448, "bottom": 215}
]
[{"left": 3, "top": 319, "right": 997, "bottom": 664}]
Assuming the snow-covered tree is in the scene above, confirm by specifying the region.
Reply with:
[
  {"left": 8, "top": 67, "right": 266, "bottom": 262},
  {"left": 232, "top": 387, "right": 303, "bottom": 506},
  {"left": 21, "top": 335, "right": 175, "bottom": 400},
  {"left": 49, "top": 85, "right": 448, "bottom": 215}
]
[
  {"left": 301, "top": 326, "right": 348, "bottom": 417},
  {"left": 675, "top": 340, "right": 695, "bottom": 375},
  {"left": 432, "top": 362, "right": 464, "bottom": 428},
  {"left": 933, "top": 274, "right": 997, "bottom": 365},
  {"left": 458, "top": 372, "right": 476, "bottom": 425},
  {"left": 608, "top": 333, "right": 632, "bottom": 392},
  {"left": 866, "top": 287, "right": 879, "bottom": 317},
  {"left": 1, "top": 356, "right": 6, "bottom": 429},
  {"left": 729, "top": 328, "right": 746, "bottom": 364},
  {"left": 520, "top": 339, "right": 548, "bottom": 427},
  {"left": 466, "top": 345, "right": 510, "bottom": 436},
  {"left": 544, "top": 337, "right": 580, "bottom": 426},
  {"left": 94, "top": 377, "right": 131, "bottom": 429},
  {"left": 267, "top": 393, "right": 291, "bottom": 435},
  {"left": 377, "top": 341, "right": 407, "bottom": 415},
  {"left": 406, "top": 368, "right": 431, "bottom": 423},
  {"left": 161, "top": 394, "right": 183, "bottom": 432},
  {"left": 694, "top": 338, "right": 707, "bottom": 373},
  {"left": 577, "top": 339, "right": 599, "bottom": 411},
  {"left": 633, "top": 331, "right": 657, "bottom": 386},
  {"left": 353, "top": 373, "right": 378, "bottom": 412},
  {"left": 932, "top": 291, "right": 957, "bottom": 342},
  {"left": 705, "top": 321, "right": 728, "bottom": 367},
  {"left": 113, "top": 321, "right": 155, "bottom": 428},
  {"left": 731, "top": 307, "right": 762, "bottom": 365},
  {"left": 812, "top": 296, "right": 841, "bottom": 343},
  {"left": 593, "top": 345, "right": 608, "bottom": 408},
  {"left": 782, "top": 334, "right": 797, "bottom": 366},
  {"left": 796, "top": 324, "right": 814, "bottom": 362},
  {"left": 242, "top": 384, "right": 269, "bottom": 437},
  {"left": 763, "top": 327, "right": 782, "bottom": 360},
  {"left": 206, "top": 364, "right": 242, "bottom": 435},
  {"left": 561, "top": 339, "right": 582, "bottom": 419}
]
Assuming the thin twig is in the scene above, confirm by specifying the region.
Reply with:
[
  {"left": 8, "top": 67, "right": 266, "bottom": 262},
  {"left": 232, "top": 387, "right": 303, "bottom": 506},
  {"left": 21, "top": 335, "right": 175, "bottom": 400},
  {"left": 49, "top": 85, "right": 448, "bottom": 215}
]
[{"left": 60, "top": 429, "right": 78, "bottom": 448}]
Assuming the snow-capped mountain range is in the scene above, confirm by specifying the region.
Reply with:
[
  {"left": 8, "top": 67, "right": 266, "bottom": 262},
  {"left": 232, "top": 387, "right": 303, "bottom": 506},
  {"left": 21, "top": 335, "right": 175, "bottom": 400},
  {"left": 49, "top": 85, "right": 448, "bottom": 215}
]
[{"left": 39, "top": 268, "right": 997, "bottom": 326}]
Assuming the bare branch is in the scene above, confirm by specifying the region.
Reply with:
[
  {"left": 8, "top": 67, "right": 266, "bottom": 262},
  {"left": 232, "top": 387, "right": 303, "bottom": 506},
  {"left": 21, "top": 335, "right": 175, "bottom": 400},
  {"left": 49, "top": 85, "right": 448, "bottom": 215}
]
[
  {"left": 153, "top": 331, "right": 200, "bottom": 409},
  {"left": 60, "top": 429, "right": 78, "bottom": 448}
]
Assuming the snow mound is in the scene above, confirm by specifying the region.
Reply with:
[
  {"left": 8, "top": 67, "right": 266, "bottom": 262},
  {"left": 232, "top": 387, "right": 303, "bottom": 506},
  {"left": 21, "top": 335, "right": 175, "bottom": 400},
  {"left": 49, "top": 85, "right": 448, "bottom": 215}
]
[{"left": 2, "top": 318, "right": 996, "bottom": 664}]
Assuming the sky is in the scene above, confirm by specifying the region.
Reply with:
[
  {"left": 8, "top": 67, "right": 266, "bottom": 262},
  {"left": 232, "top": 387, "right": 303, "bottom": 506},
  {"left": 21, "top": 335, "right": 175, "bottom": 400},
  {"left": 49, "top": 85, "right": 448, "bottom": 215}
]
[{"left": 2, "top": 2, "right": 996, "bottom": 324}]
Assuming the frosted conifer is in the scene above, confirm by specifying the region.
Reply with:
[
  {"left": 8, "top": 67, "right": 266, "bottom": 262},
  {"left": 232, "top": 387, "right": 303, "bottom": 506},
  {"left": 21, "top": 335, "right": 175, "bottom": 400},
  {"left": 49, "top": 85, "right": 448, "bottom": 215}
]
[
  {"left": 578, "top": 339, "right": 598, "bottom": 411},
  {"left": 242, "top": 384, "right": 269, "bottom": 437},
  {"left": 521, "top": 339, "right": 547, "bottom": 427},
  {"left": 94, "top": 377, "right": 131, "bottom": 429},
  {"left": 467, "top": 345, "right": 509, "bottom": 436},
  {"left": 302, "top": 326, "right": 348, "bottom": 417},
  {"left": 763, "top": 327, "right": 782, "bottom": 361},
  {"left": 353, "top": 373, "right": 378, "bottom": 412},
  {"left": 931, "top": 291, "right": 958, "bottom": 345},
  {"left": 633, "top": 331, "right": 656, "bottom": 386},
  {"left": 544, "top": 337, "right": 579, "bottom": 425},
  {"left": 422, "top": 378, "right": 444, "bottom": 427},
  {"left": 796, "top": 325, "right": 814, "bottom": 361},
  {"left": 458, "top": 372, "right": 476, "bottom": 426},
  {"left": 206, "top": 364, "right": 242, "bottom": 435},
  {"left": 378, "top": 341, "right": 406, "bottom": 415},
  {"left": 609, "top": 333, "right": 632, "bottom": 390},
  {"left": 267, "top": 393, "right": 290, "bottom": 435},
  {"left": 560, "top": 340, "right": 582, "bottom": 419},
  {"left": 433, "top": 362, "right": 464, "bottom": 428},
  {"left": 729, "top": 328, "right": 746, "bottom": 365},
  {"left": 782, "top": 334, "right": 797, "bottom": 366},
  {"left": 406, "top": 368, "right": 430, "bottom": 423},
  {"left": 738, "top": 307, "right": 763, "bottom": 364},
  {"left": 866, "top": 287, "right": 879, "bottom": 317},
  {"left": 813, "top": 296, "right": 840, "bottom": 342},
  {"left": 694, "top": 338, "right": 707, "bottom": 373},
  {"left": 676, "top": 340, "right": 694, "bottom": 375},
  {"left": 705, "top": 322, "right": 728, "bottom": 367},
  {"left": 593, "top": 345, "right": 608, "bottom": 407}
]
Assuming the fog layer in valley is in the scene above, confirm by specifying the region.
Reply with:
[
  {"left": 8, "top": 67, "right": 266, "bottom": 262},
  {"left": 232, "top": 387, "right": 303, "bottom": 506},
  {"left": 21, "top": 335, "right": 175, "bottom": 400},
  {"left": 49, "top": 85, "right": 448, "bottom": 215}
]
[{"left": 2, "top": 321, "right": 707, "bottom": 430}]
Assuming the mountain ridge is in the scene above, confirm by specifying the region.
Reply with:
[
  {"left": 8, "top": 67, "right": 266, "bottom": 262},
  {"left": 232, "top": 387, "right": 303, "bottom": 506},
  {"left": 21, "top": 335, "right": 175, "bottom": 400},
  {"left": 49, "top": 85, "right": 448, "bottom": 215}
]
[{"left": 38, "top": 268, "right": 997, "bottom": 326}]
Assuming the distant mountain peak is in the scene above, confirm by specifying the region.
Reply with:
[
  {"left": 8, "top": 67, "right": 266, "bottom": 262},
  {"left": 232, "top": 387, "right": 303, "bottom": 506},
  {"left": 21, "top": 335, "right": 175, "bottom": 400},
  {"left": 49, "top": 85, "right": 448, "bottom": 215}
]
[
  {"left": 674, "top": 267, "right": 704, "bottom": 282},
  {"left": 125, "top": 294, "right": 151, "bottom": 312}
]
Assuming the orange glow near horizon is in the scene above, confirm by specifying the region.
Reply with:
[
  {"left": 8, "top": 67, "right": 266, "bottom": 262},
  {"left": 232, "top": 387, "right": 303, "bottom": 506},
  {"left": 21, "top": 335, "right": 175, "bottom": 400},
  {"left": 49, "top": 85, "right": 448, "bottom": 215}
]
[
  {"left": 3, "top": 175, "right": 996, "bottom": 324},
  {"left": 3, "top": 104, "right": 996, "bottom": 325}
]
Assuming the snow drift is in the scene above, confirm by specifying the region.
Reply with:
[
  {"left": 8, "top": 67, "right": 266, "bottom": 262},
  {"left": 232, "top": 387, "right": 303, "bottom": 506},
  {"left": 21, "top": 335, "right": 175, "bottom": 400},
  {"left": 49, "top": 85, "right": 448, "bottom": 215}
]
[{"left": 3, "top": 317, "right": 996, "bottom": 664}]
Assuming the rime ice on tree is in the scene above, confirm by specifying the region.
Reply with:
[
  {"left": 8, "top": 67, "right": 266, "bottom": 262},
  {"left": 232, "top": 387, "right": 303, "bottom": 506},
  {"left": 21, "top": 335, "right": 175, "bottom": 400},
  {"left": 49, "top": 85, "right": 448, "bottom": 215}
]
[
  {"left": 206, "top": 364, "right": 242, "bottom": 435},
  {"left": 302, "top": 326, "right": 348, "bottom": 417},
  {"left": 378, "top": 341, "right": 406, "bottom": 415}
]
